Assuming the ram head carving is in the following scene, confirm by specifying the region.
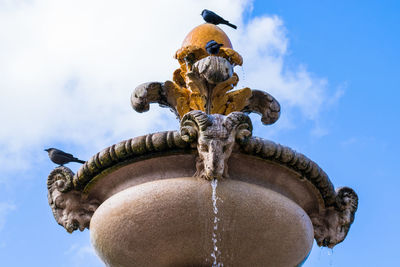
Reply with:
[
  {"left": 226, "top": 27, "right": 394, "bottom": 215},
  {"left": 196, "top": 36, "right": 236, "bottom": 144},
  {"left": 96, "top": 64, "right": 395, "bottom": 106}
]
[{"left": 180, "top": 110, "right": 252, "bottom": 180}]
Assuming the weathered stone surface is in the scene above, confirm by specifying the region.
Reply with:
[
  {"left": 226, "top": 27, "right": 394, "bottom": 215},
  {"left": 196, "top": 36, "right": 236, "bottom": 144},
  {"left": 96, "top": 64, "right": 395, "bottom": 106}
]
[
  {"left": 47, "top": 167, "right": 99, "bottom": 233},
  {"left": 90, "top": 178, "right": 314, "bottom": 267},
  {"left": 180, "top": 111, "right": 252, "bottom": 180},
  {"left": 86, "top": 153, "right": 321, "bottom": 217},
  {"left": 192, "top": 55, "right": 233, "bottom": 84},
  {"left": 74, "top": 131, "right": 189, "bottom": 189},
  {"left": 311, "top": 187, "right": 358, "bottom": 248},
  {"left": 242, "top": 89, "right": 281, "bottom": 125},
  {"left": 47, "top": 130, "right": 358, "bottom": 249},
  {"left": 71, "top": 130, "right": 347, "bottom": 209}
]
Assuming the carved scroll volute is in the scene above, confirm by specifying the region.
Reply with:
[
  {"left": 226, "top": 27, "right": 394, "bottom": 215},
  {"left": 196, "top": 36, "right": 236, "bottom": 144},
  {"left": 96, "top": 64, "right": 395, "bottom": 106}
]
[
  {"left": 242, "top": 90, "right": 281, "bottom": 125},
  {"left": 311, "top": 187, "right": 358, "bottom": 248},
  {"left": 180, "top": 110, "right": 253, "bottom": 180},
  {"left": 225, "top": 112, "right": 253, "bottom": 145},
  {"left": 180, "top": 111, "right": 211, "bottom": 142},
  {"left": 47, "top": 167, "right": 99, "bottom": 233}
]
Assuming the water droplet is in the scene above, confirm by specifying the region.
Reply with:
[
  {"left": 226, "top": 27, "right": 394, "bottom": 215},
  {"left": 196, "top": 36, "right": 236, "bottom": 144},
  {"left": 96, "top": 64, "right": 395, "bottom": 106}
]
[{"left": 328, "top": 248, "right": 333, "bottom": 256}]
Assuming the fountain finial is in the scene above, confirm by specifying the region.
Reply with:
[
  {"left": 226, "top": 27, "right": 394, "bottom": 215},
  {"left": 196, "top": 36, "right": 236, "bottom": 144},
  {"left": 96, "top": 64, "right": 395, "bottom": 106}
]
[
  {"left": 131, "top": 23, "right": 280, "bottom": 124},
  {"left": 181, "top": 23, "right": 233, "bottom": 49}
]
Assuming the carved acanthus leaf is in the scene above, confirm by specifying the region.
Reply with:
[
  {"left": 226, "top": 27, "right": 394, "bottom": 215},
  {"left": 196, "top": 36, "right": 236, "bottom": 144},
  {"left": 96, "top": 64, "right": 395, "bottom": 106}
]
[{"left": 131, "top": 45, "right": 280, "bottom": 125}]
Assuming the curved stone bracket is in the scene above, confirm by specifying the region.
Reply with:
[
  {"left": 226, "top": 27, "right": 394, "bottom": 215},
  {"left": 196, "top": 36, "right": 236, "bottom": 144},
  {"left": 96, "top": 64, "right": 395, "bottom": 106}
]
[
  {"left": 131, "top": 82, "right": 164, "bottom": 113},
  {"left": 131, "top": 82, "right": 180, "bottom": 118},
  {"left": 242, "top": 89, "right": 281, "bottom": 125},
  {"left": 311, "top": 187, "right": 358, "bottom": 248},
  {"left": 47, "top": 166, "right": 99, "bottom": 233}
]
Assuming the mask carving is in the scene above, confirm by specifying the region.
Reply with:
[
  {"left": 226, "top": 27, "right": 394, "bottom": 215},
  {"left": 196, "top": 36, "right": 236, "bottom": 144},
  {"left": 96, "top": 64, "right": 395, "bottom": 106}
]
[
  {"left": 47, "top": 167, "right": 99, "bottom": 233},
  {"left": 311, "top": 187, "right": 358, "bottom": 248}
]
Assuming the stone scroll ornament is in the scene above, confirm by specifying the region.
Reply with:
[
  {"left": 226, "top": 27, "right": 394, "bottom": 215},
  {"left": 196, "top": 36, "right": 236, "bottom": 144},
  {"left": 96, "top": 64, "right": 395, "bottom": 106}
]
[{"left": 47, "top": 167, "right": 99, "bottom": 233}]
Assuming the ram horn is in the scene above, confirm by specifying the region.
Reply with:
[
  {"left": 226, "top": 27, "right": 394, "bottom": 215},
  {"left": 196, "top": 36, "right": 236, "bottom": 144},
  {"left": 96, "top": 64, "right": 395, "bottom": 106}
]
[{"left": 180, "top": 110, "right": 212, "bottom": 143}]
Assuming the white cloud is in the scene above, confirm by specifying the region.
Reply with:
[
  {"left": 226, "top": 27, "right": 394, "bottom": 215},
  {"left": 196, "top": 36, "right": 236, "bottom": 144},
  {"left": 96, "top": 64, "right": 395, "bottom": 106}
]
[
  {"left": 0, "top": 0, "right": 337, "bottom": 173},
  {"left": 233, "top": 15, "right": 332, "bottom": 120},
  {"left": 65, "top": 240, "right": 104, "bottom": 267},
  {"left": 0, "top": 202, "right": 16, "bottom": 231}
]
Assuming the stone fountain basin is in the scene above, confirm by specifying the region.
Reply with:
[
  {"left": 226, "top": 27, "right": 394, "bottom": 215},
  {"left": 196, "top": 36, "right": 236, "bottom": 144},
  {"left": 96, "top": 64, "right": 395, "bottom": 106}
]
[{"left": 87, "top": 153, "right": 318, "bottom": 267}]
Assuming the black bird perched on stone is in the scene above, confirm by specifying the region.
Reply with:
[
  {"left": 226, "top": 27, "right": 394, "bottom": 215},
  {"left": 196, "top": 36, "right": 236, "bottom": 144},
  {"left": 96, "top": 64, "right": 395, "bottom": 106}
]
[
  {"left": 206, "top": 40, "right": 223, "bottom": 55},
  {"left": 45, "top": 148, "right": 85, "bottom": 166},
  {"left": 201, "top": 9, "right": 237, "bottom": 29}
]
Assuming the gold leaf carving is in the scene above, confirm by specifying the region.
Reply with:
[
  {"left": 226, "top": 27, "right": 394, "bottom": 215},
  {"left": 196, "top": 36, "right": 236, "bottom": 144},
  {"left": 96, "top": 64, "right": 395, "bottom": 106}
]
[{"left": 210, "top": 74, "right": 251, "bottom": 115}]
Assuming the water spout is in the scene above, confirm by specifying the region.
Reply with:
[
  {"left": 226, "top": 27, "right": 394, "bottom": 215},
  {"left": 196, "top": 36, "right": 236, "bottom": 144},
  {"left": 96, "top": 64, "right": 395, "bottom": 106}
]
[{"left": 210, "top": 179, "right": 223, "bottom": 267}]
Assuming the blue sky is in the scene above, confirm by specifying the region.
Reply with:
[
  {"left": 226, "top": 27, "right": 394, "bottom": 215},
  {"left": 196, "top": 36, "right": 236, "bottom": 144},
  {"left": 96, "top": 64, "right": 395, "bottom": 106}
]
[{"left": 0, "top": 0, "right": 399, "bottom": 266}]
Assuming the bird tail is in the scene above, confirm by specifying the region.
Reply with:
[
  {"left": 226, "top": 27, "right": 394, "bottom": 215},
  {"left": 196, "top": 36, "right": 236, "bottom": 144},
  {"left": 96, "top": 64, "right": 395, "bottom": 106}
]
[
  {"left": 74, "top": 158, "right": 86, "bottom": 164},
  {"left": 226, "top": 22, "right": 237, "bottom": 29}
]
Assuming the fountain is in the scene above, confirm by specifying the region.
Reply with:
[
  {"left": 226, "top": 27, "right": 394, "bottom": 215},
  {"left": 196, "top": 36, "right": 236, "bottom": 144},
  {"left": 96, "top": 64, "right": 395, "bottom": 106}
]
[{"left": 47, "top": 23, "right": 358, "bottom": 266}]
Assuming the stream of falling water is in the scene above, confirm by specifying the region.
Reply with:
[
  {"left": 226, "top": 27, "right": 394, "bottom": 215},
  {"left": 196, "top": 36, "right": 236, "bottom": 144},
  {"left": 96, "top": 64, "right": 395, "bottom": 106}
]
[
  {"left": 328, "top": 248, "right": 334, "bottom": 267},
  {"left": 210, "top": 179, "right": 223, "bottom": 267},
  {"left": 318, "top": 247, "right": 334, "bottom": 267}
]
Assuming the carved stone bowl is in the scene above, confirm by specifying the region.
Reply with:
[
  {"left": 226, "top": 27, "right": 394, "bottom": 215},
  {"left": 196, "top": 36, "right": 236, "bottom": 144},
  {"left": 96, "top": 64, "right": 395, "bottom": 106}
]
[
  {"left": 89, "top": 155, "right": 314, "bottom": 267},
  {"left": 47, "top": 131, "right": 357, "bottom": 266}
]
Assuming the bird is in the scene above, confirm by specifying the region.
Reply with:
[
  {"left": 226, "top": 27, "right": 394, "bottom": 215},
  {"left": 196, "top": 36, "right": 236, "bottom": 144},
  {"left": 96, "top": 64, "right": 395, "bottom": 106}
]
[
  {"left": 45, "top": 148, "right": 86, "bottom": 166},
  {"left": 201, "top": 9, "right": 237, "bottom": 29},
  {"left": 206, "top": 40, "right": 223, "bottom": 55}
]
